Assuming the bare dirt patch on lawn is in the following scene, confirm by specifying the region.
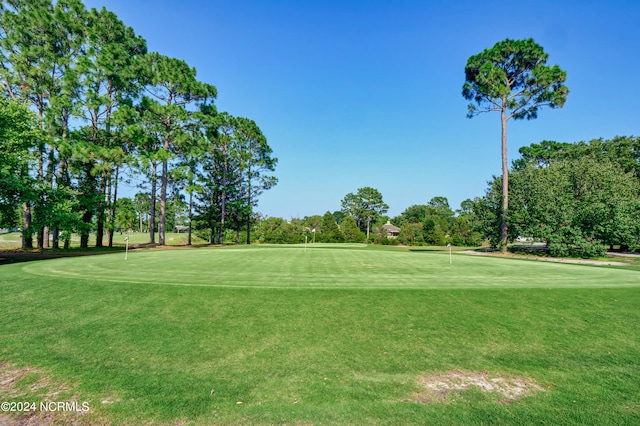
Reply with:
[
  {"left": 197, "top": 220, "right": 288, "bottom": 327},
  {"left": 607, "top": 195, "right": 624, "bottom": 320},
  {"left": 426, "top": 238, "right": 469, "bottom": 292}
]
[
  {"left": 407, "top": 370, "right": 545, "bottom": 404},
  {"left": 0, "top": 362, "right": 99, "bottom": 426}
]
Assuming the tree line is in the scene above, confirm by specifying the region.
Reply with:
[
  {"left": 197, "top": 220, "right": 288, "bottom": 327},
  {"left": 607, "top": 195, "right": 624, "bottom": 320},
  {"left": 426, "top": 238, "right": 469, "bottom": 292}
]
[
  {"left": 253, "top": 132, "right": 640, "bottom": 255},
  {"left": 254, "top": 187, "right": 482, "bottom": 247},
  {"left": 471, "top": 136, "right": 640, "bottom": 256},
  {"left": 0, "top": 0, "right": 276, "bottom": 249}
]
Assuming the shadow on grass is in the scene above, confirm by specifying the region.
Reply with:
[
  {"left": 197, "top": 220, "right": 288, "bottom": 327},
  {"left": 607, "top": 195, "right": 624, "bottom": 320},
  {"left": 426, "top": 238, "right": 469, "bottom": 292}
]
[
  {"left": 408, "top": 246, "right": 473, "bottom": 253},
  {"left": 0, "top": 242, "right": 233, "bottom": 265},
  {"left": 0, "top": 247, "right": 125, "bottom": 265}
]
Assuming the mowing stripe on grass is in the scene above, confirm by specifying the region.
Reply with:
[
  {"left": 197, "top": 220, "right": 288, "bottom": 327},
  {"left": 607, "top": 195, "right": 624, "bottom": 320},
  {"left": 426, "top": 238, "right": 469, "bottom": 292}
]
[{"left": 20, "top": 245, "right": 640, "bottom": 289}]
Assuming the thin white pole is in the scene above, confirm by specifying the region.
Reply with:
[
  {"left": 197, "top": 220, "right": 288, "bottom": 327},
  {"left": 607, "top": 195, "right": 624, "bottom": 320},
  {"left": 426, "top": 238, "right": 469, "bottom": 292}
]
[
  {"left": 125, "top": 235, "right": 129, "bottom": 260},
  {"left": 448, "top": 243, "right": 452, "bottom": 264}
]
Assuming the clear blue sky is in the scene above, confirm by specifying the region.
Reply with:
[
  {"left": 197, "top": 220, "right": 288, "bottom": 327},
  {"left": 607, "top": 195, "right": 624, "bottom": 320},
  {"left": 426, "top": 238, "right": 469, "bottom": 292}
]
[{"left": 84, "top": 0, "right": 640, "bottom": 219}]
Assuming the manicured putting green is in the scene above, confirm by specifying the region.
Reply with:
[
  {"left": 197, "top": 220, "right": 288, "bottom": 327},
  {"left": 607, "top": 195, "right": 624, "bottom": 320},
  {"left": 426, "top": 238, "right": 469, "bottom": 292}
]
[{"left": 21, "top": 245, "right": 640, "bottom": 289}]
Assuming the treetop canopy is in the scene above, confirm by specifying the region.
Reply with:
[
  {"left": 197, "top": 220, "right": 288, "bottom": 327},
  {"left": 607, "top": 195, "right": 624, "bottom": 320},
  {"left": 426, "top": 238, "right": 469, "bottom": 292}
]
[{"left": 462, "top": 38, "right": 568, "bottom": 121}]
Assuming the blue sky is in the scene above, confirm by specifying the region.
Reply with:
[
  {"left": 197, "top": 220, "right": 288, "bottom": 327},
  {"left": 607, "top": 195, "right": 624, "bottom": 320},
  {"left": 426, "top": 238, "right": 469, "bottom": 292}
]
[{"left": 84, "top": 0, "right": 640, "bottom": 219}]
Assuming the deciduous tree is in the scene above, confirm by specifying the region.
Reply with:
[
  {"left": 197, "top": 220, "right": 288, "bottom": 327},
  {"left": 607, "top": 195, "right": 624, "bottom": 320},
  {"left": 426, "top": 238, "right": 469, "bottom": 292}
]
[
  {"left": 0, "top": 97, "right": 37, "bottom": 230},
  {"left": 320, "top": 211, "right": 343, "bottom": 242},
  {"left": 340, "top": 216, "right": 363, "bottom": 243}
]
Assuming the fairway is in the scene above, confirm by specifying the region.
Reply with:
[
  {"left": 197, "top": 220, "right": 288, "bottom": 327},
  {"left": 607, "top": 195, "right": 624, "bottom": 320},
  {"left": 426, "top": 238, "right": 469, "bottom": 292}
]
[
  {"left": 19, "top": 245, "right": 640, "bottom": 289},
  {"left": 2, "top": 245, "right": 640, "bottom": 425}
]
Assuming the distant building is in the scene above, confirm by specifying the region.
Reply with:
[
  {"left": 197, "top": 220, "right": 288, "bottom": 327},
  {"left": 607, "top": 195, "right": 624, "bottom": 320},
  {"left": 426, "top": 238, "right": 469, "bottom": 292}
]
[
  {"left": 174, "top": 225, "right": 190, "bottom": 233},
  {"left": 382, "top": 220, "right": 400, "bottom": 238}
]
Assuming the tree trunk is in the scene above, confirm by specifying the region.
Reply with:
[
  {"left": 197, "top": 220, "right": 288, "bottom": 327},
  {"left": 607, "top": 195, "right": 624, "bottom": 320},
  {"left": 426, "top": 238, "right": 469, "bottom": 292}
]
[
  {"left": 35, "top": 106, "right": 45, "bottom": 249},
  {"left": 245, "top": 213, "right": 251, "bottom": 244},
  {"left": 218, "top": 158, "right": 228, "bottom": 245},
  {"left": 37, "top": 225, "right": 44, "bottom": 249},
  {"left": 149, "top": 163, "right": 157, "bottom": 244},
  {"left": 80, "top": 162, "right": 96, "bottom": 249},
  {"left": 52, "top": 228, "right": 59, "bottom": 249},
  {"left": 96, "top": 173, "right": 107, "bottom": 248},
  {"left": 159, "top": 159, "right": 168, "bottom": 245},
  {"left": 43, "top": 144, "right": 56, "bottom": 249},
  {"left": 21, "top": 202, "right": 33, "bottom": 249},
  {"left": 187, "top": 190, "right": 193, "bottom": 246},
  {"left": 104, "top": 173, "right": 112, "bottom": 247},
  {"left": 80, "top": 208, "right": 92, "bottom": 248},
  {"left": 219, "top": 189, "right": 225, "bottom": 245},
  {"left": 500, "top": 107, "right": 509, "bottom": 252},
  {"left": 108, "top": 166, "right": 119, "bottom": 247},
  {"left": 246, "top": 176, "right": 252, "bottom": 245},
  {"left": 20, "top": 157, "right": 33, "bottom": 249},
  {"left": 53, "top": 116, "right": 70, "bottom": 250}
]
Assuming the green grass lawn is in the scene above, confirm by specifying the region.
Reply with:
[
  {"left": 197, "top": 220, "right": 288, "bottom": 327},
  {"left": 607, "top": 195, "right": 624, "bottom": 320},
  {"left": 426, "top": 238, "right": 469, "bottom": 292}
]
[
  {"left": 1, "top": 245, "right": 639, "bottom": 425},
  {"left": 0, "top": 231, "right": 22, "bottom": 248}
]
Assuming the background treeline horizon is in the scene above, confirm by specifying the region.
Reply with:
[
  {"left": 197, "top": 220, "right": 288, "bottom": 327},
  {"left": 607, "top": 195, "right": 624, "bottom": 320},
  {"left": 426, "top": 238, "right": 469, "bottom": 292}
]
[
  {"left": 249, "top": 135, "right": 640, "bottom": 254},
  {"left": 130, "top": 132, "right": 630, "bottom": 253}
]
